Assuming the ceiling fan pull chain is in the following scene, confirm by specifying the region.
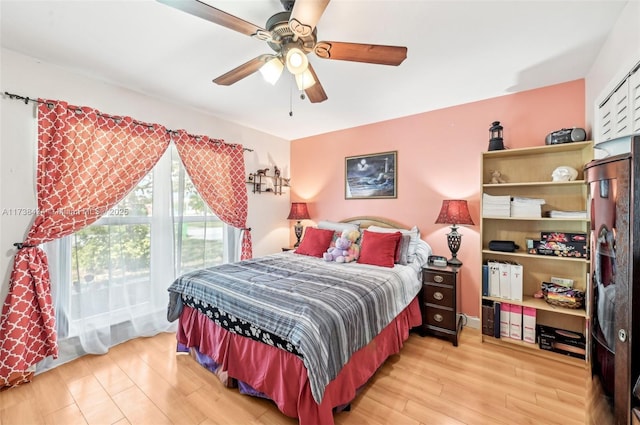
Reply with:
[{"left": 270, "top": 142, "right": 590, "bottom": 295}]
[{"left": 289, "top": 74, "right": 295, "bottom": 117}]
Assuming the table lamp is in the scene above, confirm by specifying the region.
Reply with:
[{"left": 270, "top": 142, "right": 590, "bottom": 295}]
[
  {"left": 435, "top": 199, "right": 474, "bottom": 266},
  {"left": 287, "top": 202, "right": 310, "bottom": 247}
]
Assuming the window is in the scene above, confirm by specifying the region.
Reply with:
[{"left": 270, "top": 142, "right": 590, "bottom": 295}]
[
  {"left": 63, "top": 144, "right": 227, "bottom": 336},
  {"left": 172, "top": 149, "right": 224, "bottom": 275}
]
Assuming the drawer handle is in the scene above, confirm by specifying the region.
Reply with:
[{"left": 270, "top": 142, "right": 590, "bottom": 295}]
[
  {"left": 433, "top": 291, "right": 444, "bottom": 301},
  {"left": 434, "top": 275, "right": 444, "bottom": 283},
  {"left": 434, "top": 313, "right": 443, "bottom": 322}
]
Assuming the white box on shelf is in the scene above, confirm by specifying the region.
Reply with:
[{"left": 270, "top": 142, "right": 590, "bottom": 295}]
[
  {"left": 509, "top": 263, "right": 523, "bottom": 302},
  {"left": 499, "top": 262, "right": 511, "bottom": 299},
  {"left": 488, "top": 261, "right": 500, "bottom": 297},
  {"left": 500, "top": 303, "right": 511, "bottom": 338},
  {"left": 509, "top": 304, "right": 523, "bottom": 340},
  {"left": 522, "top": 307, "right": 536, "bottom": 344}
]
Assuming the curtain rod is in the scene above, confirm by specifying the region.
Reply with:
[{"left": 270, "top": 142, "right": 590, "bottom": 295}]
[{"left": 3, "top": 91, "right": 254, "bottom": 152}]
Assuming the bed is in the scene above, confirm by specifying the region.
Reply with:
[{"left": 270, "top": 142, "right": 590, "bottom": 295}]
[{"left": 167, "top": 217, "right": 431, "bottom": 425}]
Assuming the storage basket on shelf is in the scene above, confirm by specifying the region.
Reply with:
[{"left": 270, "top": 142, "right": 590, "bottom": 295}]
[{"left": 541, "top": 282, "right": 584, "bottom": 309}]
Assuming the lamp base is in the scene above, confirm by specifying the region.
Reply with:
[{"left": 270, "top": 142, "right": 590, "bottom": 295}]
[
  {"left": 446, "top": 225, "right": 463, "bottom": 267},
  {"left": 293, "top": 221, "right": 303, "bottom": 247}
]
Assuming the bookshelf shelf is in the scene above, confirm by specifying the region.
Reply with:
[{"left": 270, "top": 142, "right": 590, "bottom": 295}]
[
  {"left": 481, "top": 295, "right": 588, "bottom": 318},
  {"left": 481, "top": 334, "right": 586, "bottom": 367},
  {"left": 481, "top": 249, "right": 589, "bottom": 263},
  {"left": 482, "top": 216, "right": 589, "bottom": 222},
  {"left": 480, "top": 141, "right": 593, "bottom": 363},
  {"left": 483, "top": 180, "right": 587, "bottom": 189}
]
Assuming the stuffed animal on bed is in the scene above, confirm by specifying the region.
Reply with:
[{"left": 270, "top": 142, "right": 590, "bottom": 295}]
[
  {"left": 323, "top": 229, "right": 360, "bottom": 263},
  {"left": 323, "top": 234, "right": 352, "bottom": 263},
  {"left": 342, "top": 229, "right": 361, "bottom": 262},
  {"left": 344, "top": 241, "right": 360, "bottom": 263}
]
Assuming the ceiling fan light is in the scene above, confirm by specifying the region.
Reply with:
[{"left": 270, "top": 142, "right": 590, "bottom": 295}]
[
  {"left": 259, "top": 57, "right": 284, "bottom": 85},
  {"left": 285, "top": 47, "right": 308, "bottom": 75},
  {"left": 295, "top": 69, "right": 316, "bottom": 90}
]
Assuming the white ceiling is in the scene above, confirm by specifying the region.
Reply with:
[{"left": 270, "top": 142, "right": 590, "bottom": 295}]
[{"left": 0, "top": 0, "right": 628, "bottom": 140}]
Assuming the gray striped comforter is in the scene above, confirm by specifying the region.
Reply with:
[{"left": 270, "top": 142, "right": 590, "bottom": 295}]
[{"left": 168, "top": 250, "right": 424, "bottom": 404}]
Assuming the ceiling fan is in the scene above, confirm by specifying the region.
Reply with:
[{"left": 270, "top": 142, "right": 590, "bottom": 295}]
[{"left": 157, "top": 0, "right": 408, "bottom": 103}]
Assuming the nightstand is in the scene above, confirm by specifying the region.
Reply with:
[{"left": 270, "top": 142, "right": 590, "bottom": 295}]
[{"left": 418, "top": 265, "right": 462, "bottom": 346}]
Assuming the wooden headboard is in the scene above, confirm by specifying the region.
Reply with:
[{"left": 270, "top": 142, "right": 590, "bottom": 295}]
[{"left": 340, "top": 216, "right": 409, "bottom": 230}]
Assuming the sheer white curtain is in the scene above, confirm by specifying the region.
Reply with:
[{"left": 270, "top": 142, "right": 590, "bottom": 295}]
[{"left": 37, "top": 144, "right": 236, "bottom": 372}]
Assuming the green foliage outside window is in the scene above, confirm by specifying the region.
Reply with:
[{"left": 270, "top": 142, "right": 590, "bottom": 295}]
[{"left": 71, "top": 153, "right": 224, "bottom": 290}]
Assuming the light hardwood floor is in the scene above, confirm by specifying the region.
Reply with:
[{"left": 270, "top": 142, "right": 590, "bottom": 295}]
[{"left": 0, "top": 328, "right": 587, "bottom": 425}]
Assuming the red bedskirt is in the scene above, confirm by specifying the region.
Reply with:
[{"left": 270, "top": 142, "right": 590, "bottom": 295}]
[{"left": 176, "top": 297, "right": 422, "bottom": 425}]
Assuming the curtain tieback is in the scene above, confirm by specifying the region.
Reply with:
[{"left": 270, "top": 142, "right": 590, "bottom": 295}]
[
  {"left": 13, "top": 242, "right": 37, "bottom": 249},
  {"left": 242, "top": 228, "right": 252, "bottom": 231}
]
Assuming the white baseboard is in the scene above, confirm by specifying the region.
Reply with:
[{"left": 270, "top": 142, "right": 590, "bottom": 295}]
[{"left": 460, "top": 314, "right": 481, "bottom": 329}]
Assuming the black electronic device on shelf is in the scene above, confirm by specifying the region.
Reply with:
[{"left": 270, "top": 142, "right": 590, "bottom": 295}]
[{"left": 545, "top": 127, "right": 587, "bottom": 145}]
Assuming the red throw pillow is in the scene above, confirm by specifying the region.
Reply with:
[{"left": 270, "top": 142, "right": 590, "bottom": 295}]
[
  {"left": 294, "top": 227, "right": 335, "bottom": 257},
  {"left": 357, "top": 230, "right": 402, "bottom": 268}
]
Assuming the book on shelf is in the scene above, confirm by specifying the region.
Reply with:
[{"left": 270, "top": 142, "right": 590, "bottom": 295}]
[
  {"left": 482, "top": 193, "right": 511, "bottom": 217},
  {"left": 482, "top": 264, "right": 489, "bottom": 296},
  {"left": 494, "top": 302, "right": 501, "bottom": 338},
  {"left": 546, "top": 210, "right": 588, "bottom": 218},
  {"left": 510, "top": 196, "right": 545, "bottom": 218},
  {"left": 481, "top": 299, "right": 495, "bottom": 336}
]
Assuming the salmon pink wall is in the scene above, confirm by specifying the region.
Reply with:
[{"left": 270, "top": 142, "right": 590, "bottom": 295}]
[{"left": 290, "top": 79, "right": 585, "bottom": 319}]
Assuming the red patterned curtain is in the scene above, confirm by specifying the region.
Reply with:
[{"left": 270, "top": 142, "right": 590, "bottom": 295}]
[
  {"left": 173, "top": 130, "right": 252, "bottom": 260},
  {"left": 0, "top": 100, "right": 170, "bottom": 388}
]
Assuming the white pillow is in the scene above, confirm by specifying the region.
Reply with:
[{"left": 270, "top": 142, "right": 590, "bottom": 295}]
[
  {"left": 317, "top": 220, "right": 359, "bottom": 234},
  {"left": 367, "top": 225, "right": 421, "bottom": 262}
]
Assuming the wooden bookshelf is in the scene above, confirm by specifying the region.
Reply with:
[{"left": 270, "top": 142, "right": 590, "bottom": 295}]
[{"left": 480, "top": 141, "right": 593, "bottom": 364}]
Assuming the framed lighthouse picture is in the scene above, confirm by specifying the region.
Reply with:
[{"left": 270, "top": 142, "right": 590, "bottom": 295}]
[{"left": 345, "top": 151, "right": 397, "bottom": 199}]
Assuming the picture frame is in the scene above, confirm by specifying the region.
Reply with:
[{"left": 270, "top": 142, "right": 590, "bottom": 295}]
[{"left": 345, "top": 151, "right": 397, "bottom": 199}]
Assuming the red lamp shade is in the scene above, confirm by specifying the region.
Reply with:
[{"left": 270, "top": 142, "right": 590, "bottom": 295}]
[
  {"left": 287, "top": 202, "right": 310, "bottom": 220},
  {"left": 435, "top": 200, "right": 473, "bottom": 266},
  {"left": 435, "top": 200, "right": 474, "bottom": 226}
]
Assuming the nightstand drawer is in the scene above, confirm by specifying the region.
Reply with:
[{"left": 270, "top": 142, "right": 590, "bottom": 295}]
[
  {"left": 425, "top": 308, "right": 456, "bottom": 330},
  {"left": 423, "top": 270, "right": 455, "bottom": 286},
  {"left": 424, "top": 284, "right": 454, "bottom": 308}
]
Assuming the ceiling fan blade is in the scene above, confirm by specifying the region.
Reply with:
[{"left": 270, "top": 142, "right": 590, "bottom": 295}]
[
  {"left": 304, "top": 63, "right": 327, "bottom": 103},
  {"left": 289, "top": 0, "right": 330, "bottom": 38},
  {"left": 314, "top": 41, "right": 407, "bottom": 66},
  {"left": 158, "top": 0, "right": 272, "bottom": 41},
  {"left": 213, "top": 54, "right": 273, "bottom": 86}
]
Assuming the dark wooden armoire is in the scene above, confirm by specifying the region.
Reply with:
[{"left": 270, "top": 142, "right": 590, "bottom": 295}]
[{"left": 585, "top": 134, "right": 640, "bottom": 425}]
